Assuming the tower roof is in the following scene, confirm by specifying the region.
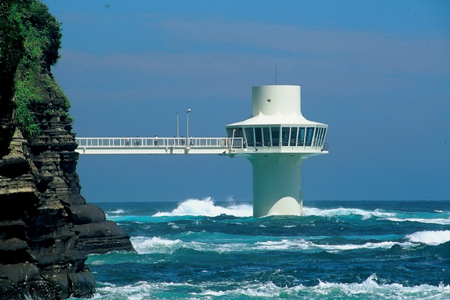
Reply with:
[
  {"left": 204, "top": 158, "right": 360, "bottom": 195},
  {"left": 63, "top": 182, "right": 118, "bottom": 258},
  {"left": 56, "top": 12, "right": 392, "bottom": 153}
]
[
  {"left": 226, "top": 111, "right": 325, "bottom": 127},
  {"left": 226, "top": 85, "right": 326, "bottom": 128}
]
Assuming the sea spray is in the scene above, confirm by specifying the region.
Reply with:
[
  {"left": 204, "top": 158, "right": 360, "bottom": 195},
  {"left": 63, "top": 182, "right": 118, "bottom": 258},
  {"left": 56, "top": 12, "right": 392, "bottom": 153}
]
[
  {"left": 406, "top": 230, "right": 450, "bottom": 246},
  {"left": 153, "top": 197, "right": 252, "bottom": 217}
]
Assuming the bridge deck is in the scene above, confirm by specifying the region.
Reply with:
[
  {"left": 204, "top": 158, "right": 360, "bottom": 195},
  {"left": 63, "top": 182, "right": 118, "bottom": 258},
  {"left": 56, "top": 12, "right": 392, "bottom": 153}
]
[{"left": 75, "top": 137, "right": 243, "bottom": 155}]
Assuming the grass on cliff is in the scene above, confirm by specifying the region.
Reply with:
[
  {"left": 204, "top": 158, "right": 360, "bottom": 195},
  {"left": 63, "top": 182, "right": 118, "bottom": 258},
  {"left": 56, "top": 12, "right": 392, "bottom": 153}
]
[{"left": 0, "top": 0, "right": 69, "bottom": 139}]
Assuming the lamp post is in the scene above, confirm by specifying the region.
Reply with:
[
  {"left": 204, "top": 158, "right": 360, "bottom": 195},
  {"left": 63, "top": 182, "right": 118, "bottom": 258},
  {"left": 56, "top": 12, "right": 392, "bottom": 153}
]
[
  {"left": 186, "top": 108, "right": 191, "bottom": 144},
  {"left": 176, "top": 113, "right": 179, "bottom": 138}
]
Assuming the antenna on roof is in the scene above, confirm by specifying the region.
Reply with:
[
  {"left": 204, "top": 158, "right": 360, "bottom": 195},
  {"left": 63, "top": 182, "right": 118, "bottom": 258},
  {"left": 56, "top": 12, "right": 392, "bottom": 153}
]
[{"left": 275, "top": 63, "right": 277, "bottom": 85}]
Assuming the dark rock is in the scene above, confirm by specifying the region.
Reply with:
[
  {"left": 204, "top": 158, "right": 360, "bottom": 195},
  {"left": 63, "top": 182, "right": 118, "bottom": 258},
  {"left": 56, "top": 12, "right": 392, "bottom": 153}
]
[
  {"left": 0, "top": 276, "right": 61, "bottom": 300},
  {"left": 71, "top": 204, "right": 106, "bottom": 225},
  {"left": 0, "top": 238, "right": 28, "bottom": 253},
  {"left": 0, "top": 107, "right": 136, "bottom": 300},
  {"left": 26, "top": 279, "right": 61, "bottom": 300},
  {"left": 0, "top": 155, "right": 29, "bottom": 178},
  {"left": 75, "top": 220, "right": 136, "bottom": 254},
  {"left": 68, "top": 271, "right": 95, "bottom": 298},
  {"left": 0, "top": 263, "right": 42, "bottom": 284}
]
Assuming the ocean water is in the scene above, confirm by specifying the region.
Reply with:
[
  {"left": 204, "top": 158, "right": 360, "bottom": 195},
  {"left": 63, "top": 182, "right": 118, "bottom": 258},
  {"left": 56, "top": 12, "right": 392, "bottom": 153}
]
[{"left": 71, "top": 199, "right": 450, "bottom": 300}]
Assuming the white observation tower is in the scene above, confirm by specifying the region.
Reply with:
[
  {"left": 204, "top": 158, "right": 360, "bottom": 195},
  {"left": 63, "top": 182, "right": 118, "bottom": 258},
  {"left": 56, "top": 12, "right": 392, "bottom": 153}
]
[
  {"left": 75, "top": 84, "right": 328, "bottom": 217},
  {"left": 225, "top": 85, "right": 328, "bottom": 217}
]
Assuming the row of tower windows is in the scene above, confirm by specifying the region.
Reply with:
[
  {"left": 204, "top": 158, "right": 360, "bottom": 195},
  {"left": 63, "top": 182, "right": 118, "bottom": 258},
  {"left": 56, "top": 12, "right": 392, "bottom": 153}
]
[{"left": 228, "top": 126, "right": 327, "bottom": 148}]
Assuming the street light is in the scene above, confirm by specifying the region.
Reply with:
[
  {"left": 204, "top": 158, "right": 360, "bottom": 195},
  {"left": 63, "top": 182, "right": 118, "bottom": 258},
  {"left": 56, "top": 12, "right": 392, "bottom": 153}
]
[
  {"left": 186, "top": 109, "right": 191, "bottom": 144},
  {"left": 176, "top": 112, "right": 179, "bottom": 138}
]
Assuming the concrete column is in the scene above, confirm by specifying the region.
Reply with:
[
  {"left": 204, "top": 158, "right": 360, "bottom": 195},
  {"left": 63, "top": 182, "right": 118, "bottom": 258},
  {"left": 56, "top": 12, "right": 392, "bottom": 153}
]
[{"left": 249, "top": 154, "right": 304, "bottom": 217}]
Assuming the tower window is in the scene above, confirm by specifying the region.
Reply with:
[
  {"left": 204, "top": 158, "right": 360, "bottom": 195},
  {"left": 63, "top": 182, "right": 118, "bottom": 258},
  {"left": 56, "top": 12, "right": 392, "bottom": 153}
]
[
  {"left": 305, "top": 127, "right": 314, "bottom": 146},
  {"left": 282, "top": 127, "right": 290, "bottom": 146},
  {"left": 271, "top": 127, "right": 280, "bottom": 146},
  {"left": 245, "top": 128, "right": 255, "bottom": 147},
  {"left": 255, "top": 127, "right": 263, "bottom": 147},
  {"left": 298, "top": 127, "right": 305, "bottom": 146},
  {"left": 313, "top": 127, "right": 321, "bottom": 146},
  {"left": 263, "top": 127, "right": 271, "bottom": 146},
  {"left": 290, "top": 127, "right": 297, "bottom": 146}
]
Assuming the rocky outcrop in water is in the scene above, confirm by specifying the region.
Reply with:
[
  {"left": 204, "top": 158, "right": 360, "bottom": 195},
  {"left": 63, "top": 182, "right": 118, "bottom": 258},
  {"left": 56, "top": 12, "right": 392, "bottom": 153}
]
[{"left": 0, "top": 1, "right": 135, "bottom": 299}]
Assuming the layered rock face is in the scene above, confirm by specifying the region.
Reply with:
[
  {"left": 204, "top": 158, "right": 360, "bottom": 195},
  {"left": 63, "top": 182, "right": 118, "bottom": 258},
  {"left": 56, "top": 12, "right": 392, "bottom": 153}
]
[
  {"left": 0, "top": 2, "right": 135, "bottom": 299},
  {"left": 0, "top": 65, "right": 135, "bottom": 299}
]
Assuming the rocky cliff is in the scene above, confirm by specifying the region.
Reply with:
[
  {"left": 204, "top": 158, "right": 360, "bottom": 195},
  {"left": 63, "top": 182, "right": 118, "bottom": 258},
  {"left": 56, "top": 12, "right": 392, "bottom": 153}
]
[{"left": 0, "top": 1, "right": 135, "bottom": 299}]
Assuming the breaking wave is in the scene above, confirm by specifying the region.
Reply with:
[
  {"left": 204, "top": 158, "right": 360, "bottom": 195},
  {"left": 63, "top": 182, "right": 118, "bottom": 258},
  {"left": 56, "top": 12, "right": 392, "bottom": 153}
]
[
  {"left": 129, "top": 234, "right": 443, "bottom": 255},
  {"left": 384, "top": 217, "right": 450, "bottom": 225},
  {"left": 406, "top": 230, "right": 450, "bottom": 246},
  {"left": 91, "top": 274, "right": 450, "bottom": 300},
  {"left": 303, "top": 206, "right": 396, "bottom": 218},
  {"left": 152, "top": 197, "right": 252, "bottom": 217}
]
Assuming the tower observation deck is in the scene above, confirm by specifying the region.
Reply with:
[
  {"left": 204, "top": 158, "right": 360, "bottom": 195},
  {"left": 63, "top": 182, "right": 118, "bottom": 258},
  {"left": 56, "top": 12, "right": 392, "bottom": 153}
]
[{"left": 75, "top": 85, "right": 328, "bottom": 217}]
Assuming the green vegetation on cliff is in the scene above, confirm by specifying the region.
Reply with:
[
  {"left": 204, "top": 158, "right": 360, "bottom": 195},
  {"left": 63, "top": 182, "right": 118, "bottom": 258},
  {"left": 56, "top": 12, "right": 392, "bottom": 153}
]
[{"left": 0, "top": 0, "right": 69, "bottom": 138}]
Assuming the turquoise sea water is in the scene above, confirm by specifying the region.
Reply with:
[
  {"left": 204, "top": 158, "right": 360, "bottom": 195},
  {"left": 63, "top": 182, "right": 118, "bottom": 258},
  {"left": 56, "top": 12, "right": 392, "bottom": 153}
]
[{"left": 71, "top": 199, "right": 450, "bottom": 300}]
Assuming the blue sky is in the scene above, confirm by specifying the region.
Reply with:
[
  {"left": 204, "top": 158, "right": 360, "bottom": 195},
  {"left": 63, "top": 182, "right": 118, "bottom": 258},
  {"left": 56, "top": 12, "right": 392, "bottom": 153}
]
[{"left": 42, "top": 0, "right": 450, "bottom": 202}]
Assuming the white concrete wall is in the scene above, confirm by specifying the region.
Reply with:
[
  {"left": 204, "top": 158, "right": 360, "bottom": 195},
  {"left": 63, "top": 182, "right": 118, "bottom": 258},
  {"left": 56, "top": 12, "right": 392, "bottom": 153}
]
[
  {"left": 250, "top": 154, "right": 305, "bottom": 217},
  {"left": 251, "top": 85, "right": 302, "bottom": 117}
]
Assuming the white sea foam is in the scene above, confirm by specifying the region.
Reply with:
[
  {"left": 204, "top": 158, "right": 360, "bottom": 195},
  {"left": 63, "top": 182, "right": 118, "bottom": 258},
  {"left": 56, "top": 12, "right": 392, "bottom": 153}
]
[
  {"left": 130, "top": 235, "right": 420, "bottom": 255},
  {"left": 92, "top": 276, "right": 450, "bottom": 300},
  {"left": 313, "top": 274, "right": 450, "bottom": 299},
  {"left": 255, "top": 239, "right": 312, "bottom": 251},
  {"left": 131, "top": 236, "right": 184, "bottom": 254},
  {"left": 93, "top": 281, "right": 198, "bottom": 300},
  {"left": 153, "top": 197, "right": 253, "bottom": 217},
  {"left": 316, "top": 274, "right": 380, "bottom": 294},
  {"left": 255, "top": 238, "right": 416, "bottom": 252},
  {"left": 385, "top": 217, "right": 450, "bottom": 225},
  {"left": 104, "top": 209, "right": 126, "bottom": 219},
  {"left": 405, "top": 230, "right": 450, "bottom": 246},
  {"left": 304, "top": 206, "right": 450, "bottom": 225},
  {"left": 131, "top": 235, "right": 251, "bottom": 254},
  {"left": 303, "top": 206, "right": 396, "bottom": 219}
]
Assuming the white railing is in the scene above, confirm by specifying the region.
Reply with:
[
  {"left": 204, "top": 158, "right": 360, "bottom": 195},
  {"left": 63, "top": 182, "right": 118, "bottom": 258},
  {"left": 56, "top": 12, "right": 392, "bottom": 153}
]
[{"left": 75, "top": 137, "right": 244, "bottom": 149}]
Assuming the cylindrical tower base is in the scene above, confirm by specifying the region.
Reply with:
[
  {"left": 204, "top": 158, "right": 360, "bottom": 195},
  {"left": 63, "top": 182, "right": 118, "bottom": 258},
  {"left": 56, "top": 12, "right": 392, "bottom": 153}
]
[{"left": 250, "top": 154, "right": 304, "bottom": 217}]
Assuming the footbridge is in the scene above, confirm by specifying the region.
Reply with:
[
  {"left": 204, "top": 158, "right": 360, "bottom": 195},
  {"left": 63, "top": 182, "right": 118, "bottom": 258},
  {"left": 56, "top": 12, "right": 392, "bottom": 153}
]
[{"left": 75, "top": 137, "right": 244, "bottom": 155}]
